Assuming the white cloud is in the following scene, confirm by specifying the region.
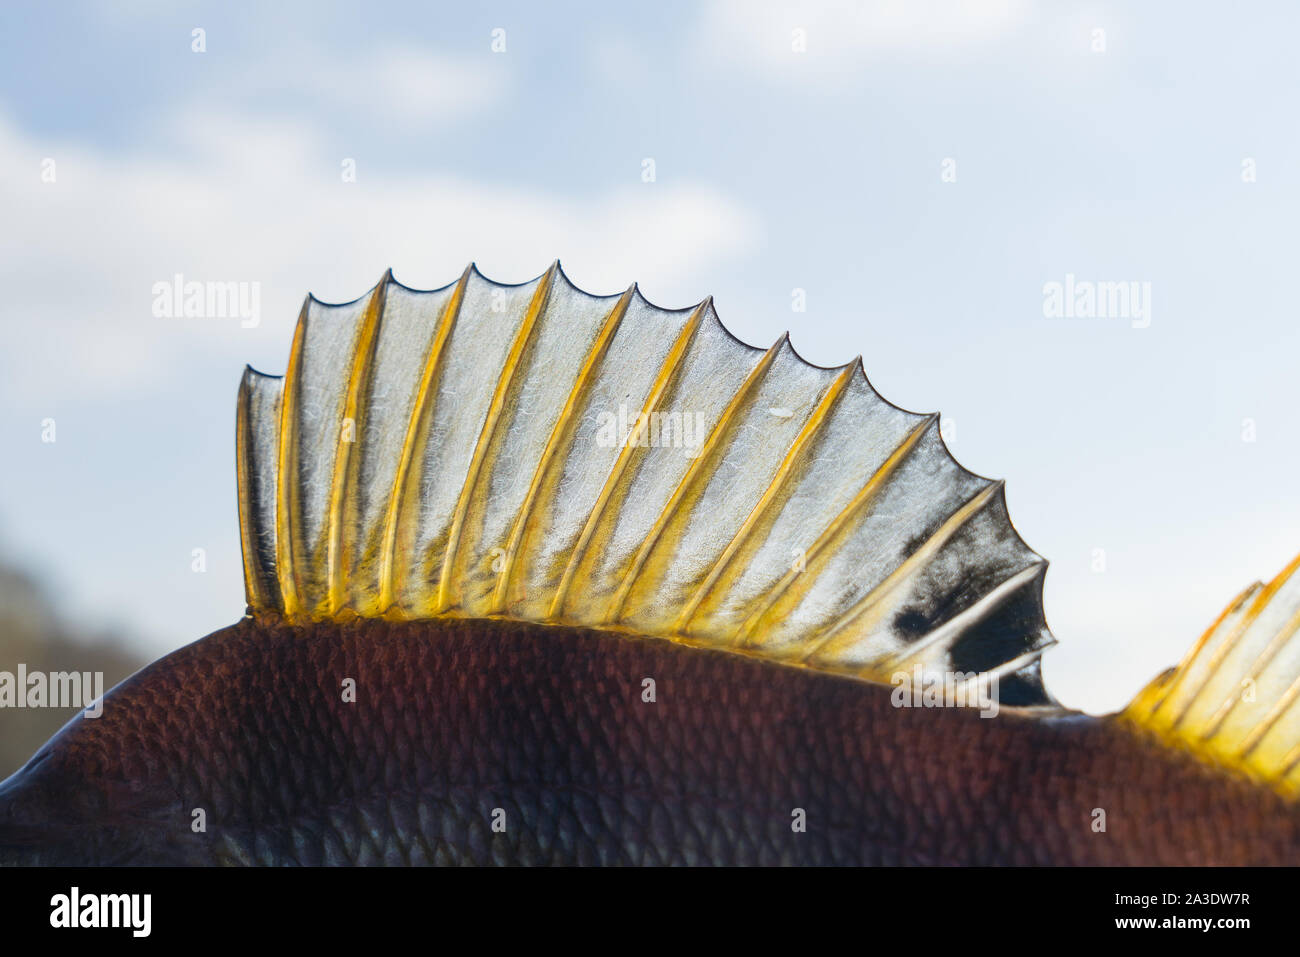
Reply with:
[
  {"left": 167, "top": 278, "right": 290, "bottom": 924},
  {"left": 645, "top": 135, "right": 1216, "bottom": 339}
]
[
  {"left": 696, "top": 0, "right": 1031, "bottom": 81},
  {"left": 236, "top": 45, "right": 511, "bottom": 123},
  {"left": 0, "top": 108, "right": 761, "bottom": 405}
]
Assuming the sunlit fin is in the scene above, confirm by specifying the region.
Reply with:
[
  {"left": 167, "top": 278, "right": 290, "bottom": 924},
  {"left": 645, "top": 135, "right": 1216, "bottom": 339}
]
[
  {"left": 235, "top": 366, "right": 284, "bottom": 615},
  {"left": 1125, "top": 552, "right": 1300, "bottom": 796},
  {"left": 236, "top": 263, "right": 1058, "bottom": 705}
]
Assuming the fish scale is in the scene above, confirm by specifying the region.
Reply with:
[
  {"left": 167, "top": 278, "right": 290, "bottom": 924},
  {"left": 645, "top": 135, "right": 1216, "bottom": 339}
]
[
  {"left": 4, "top": 618, "right": 1298, "bottom": 865},
  {"left": 3, "top": 261, "right": 1300, "bottom": 865}
]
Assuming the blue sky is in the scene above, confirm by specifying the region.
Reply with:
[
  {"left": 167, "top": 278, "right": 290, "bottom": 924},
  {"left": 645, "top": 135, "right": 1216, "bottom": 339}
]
[{"left": 2, "top": 0, "right": 1299, "bottom": 713}]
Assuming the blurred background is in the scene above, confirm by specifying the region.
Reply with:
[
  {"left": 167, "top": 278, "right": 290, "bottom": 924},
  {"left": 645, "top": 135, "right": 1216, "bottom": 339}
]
[{"left": 3, "top": 1, "right": 1300, "bottom": 775}]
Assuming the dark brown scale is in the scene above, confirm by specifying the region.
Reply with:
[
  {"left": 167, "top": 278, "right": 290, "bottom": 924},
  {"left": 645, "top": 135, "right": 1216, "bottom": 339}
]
[{"left": 1, "top": 617, "right": 1296, "bottom": 865}]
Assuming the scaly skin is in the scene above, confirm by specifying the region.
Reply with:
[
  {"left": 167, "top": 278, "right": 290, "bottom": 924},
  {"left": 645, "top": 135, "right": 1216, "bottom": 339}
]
[{"left": 1, "top": 617, "right": 1296, "bottom": 865}]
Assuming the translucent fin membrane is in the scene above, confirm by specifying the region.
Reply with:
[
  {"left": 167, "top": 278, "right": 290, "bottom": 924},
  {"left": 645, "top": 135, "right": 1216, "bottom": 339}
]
[
  {"left": 235, "top": 263, "right": 1057, "bottom": 704},
  {"left": 1126, "top": 552, "right": 1300, "bottom": 796}
]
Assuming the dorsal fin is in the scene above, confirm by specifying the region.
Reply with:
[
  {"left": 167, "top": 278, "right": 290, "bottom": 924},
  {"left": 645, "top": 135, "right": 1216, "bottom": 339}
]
[
  {"left": 1125, "top": 552, "right": 1300, "bottom": 796},
  {"left": 236, "top": 263, "right": 1058, "bottom": 705}
]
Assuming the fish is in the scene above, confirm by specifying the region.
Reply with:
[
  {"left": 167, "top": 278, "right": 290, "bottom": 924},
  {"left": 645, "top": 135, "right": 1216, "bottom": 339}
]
[{"left": 2, "top": 261, "right": 1298, "bottom": 866}]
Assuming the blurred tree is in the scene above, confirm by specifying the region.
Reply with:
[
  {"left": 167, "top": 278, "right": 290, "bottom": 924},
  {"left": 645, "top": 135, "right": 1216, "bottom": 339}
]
[{"left": 0, "top": 560, "right": 147, "bottom": 779}]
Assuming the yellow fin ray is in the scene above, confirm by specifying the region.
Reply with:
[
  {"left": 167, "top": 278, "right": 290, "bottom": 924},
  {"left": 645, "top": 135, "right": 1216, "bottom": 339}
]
[
  {"left": 1126, "top": 552, "right": 1300, "bottom": 795},
  {"left": 236, "top": 263, "right": 1057, "bottom": 706}
]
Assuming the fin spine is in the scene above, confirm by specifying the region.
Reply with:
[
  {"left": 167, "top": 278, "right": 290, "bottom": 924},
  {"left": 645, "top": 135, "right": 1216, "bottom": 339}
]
[
  {"left": 887, "top": 562, "right": 1044, "bottom": 670},
  {"left": 235, "top": 370, "right": 278, "bottom": 613},
  {"left": 377, "top": 266, "right": 471, "bottom": 612},
  {"left": 603, "top": 335, "right": 786, "bottom": 623},
  {"left": 274, "top": 297, "right": 313, "bottom": 618},
  {"left": 548, "top": 298, "right": 710, "bottom": 620},
  {"left": 673, "top": 361, "right": 857, "bottom": 631},
  {"left": 961, "top": 646, "right": 1051, "bottom": 687},
  {"left": 1169, "top": 552, "right": 1300, "bottom": 731},
  {"left": 325, "top": 273, "right": 389, "bottom": 614},
  {"left": 490, "top": 283, "right": 637, "bottom": 613},
  {"left": 794, "top": 479, "right": 1005, "bottom": 662},
  {"left": 1137, "top": 581, "right": 1260, "bottom": 720},
  {"left": 1201, "top": 602, "right": 1300, "bottom": 741},
  {"left": 1281, "top": 739, "right": 1300, "bottom": 778},
  {"left": 1237, "top": 671, "right": 1300, "bottom": 758},
  {"left": 436, "top": 263, "right": 557, "bottom": 612},
  {"left": 734, "top": 413, "right": 938, "bottom": 644}
]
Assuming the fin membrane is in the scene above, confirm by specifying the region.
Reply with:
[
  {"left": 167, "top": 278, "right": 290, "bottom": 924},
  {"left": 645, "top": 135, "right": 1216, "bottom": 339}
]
[
  {"left": 237, "top": 263, "right": 1056, "bottom": 703},
  {"left": 1126, "top": 552, "right": 1300, "bottom": 796}
]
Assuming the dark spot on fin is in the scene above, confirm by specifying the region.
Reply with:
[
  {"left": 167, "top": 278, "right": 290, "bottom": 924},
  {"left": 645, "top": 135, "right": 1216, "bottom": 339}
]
[{"left": 893, "top": 609, "right": 931, "bottom": 642}]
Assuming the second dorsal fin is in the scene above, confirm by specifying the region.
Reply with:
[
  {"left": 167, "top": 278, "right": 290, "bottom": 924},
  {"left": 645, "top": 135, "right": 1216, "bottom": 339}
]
[
  {"left": 1125, "top": 551, "right": 1300, "bottom": 796},
  {"left": 236, "top": 263, "right": 1058, "bottom": 705}
]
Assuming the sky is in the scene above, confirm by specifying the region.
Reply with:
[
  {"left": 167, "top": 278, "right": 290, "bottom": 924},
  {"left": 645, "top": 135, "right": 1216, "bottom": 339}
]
[{"left": 1, "top": 0, "right": 1298, "bottom": 715}]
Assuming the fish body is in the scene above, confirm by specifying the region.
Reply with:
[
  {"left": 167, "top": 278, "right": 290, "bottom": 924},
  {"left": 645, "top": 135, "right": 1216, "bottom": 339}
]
[
  {"left": 2, "top": 617, "right": 1297, "bottom": 865},
  {"left": 3, "top": 262, "right": 1299, "bottom": 866}
]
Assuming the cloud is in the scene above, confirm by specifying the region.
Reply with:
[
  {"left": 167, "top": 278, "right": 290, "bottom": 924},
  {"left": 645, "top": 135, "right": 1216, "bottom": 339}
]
[
  {"left": 235, "top": 44, "right": 511, "bottom": 123},
  {"left": 0, "top": 107, "right": 761, "bottom": 405},
  {"left": 0, "top": 98, "right": 760, "bottom": 662},
  {"left": 695, "top": 0, "right": 1031, "bottom": 81}
]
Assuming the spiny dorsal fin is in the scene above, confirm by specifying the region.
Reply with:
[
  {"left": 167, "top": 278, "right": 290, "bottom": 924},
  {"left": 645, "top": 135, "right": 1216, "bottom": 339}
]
[
  {"left": 1125, "top": 552, "right": 1300, "bottom": 796},
  {"left": 236, "top": 263, "right": 1057, "bottom": 706}
]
